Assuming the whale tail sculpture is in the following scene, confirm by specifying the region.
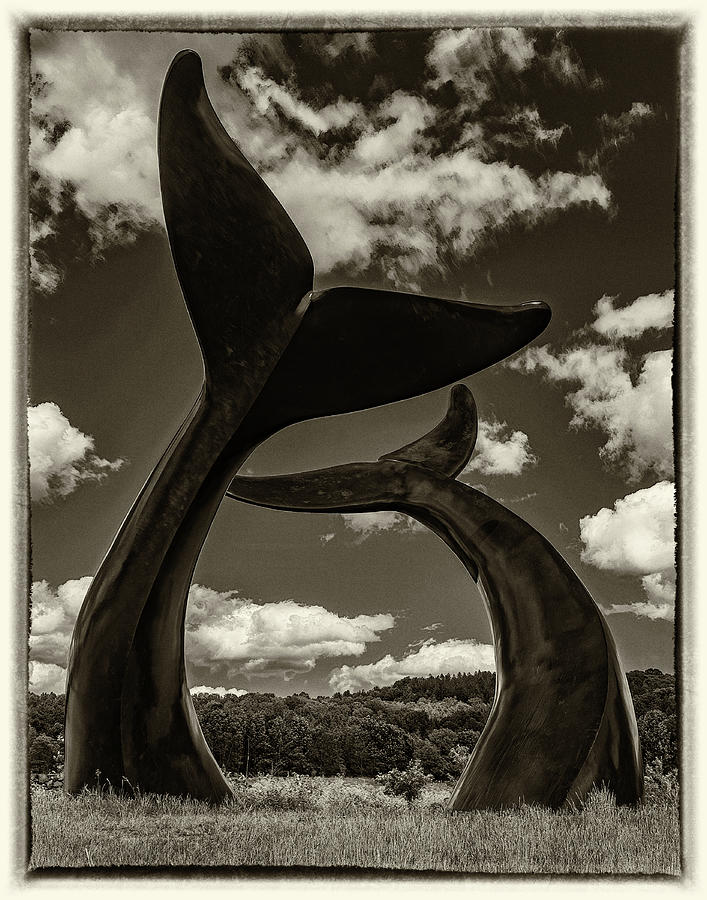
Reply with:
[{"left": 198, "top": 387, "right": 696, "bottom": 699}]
[
  {"left": 64, "top": 49, "right": 551, "bottom": 801},
  {"left": 228, "top": 385, "right": 644, "bottom": 810}
]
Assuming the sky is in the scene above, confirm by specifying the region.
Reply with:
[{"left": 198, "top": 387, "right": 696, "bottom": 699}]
[{"left": 26, "top": 25, "right": 679, "bottom": 698}]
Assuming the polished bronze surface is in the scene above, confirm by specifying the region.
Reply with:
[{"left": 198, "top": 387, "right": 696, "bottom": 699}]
[
  {"left": 228, "top": 385, "right": 643, "bottom": 809},
  {"left": 65, "top": 49, "right": 552, "bottom": 801}
]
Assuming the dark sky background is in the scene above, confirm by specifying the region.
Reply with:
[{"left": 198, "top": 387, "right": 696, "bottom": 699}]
[{"left": 27, "top": 26, "right": 679, "bottom": 697}]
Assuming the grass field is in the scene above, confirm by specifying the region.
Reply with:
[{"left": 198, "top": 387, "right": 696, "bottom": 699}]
[{"left": 28, "top": 775, "right": 680, "bottom": 875}]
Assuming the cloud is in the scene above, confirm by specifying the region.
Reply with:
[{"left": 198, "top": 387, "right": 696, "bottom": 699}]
[
  {"left": 28, "top": 402, "right": 125, "bottom": 502},
  {"left": 426, "top": 28, "right": 535, "bottom": 108},
  {"left": 510, "top": 344, "right": 673, "bottom": 480},
  {"left": 319, "top": 532, "right": 335, "bottom": 544},
  {"left": 338, "top": 511, "right": 426, "bottom": 542},
  {"left": 490, "top": 105, "right": 568, "bottom": 152},
  {"left": 602, "top": 602, "right": 674, "bottom": 622},
  {"left": 304, "top": 33, "right": 373, "bottom": 62},
  {"left": 186, "top": 584, "right": 395, "bottom": 681},
  {"left": 580, "top": 481, "right": 676, "bottom": 620},
  {"left": 31, "top": 31, "right": 614, "bottom": 294},
  {"left": 235, "top": 65, "right": 365, "bottom": 137},
  {"left": 189, "top": 685, "right": 248, "bottom": 697},
  {"left": 30, "top": 576, "right": 93, "bottom": 668},
  {"left": 29, "top": 576, "right": 396, "bottom": 687},
  {"left": 541, "top": 33, "right": 597, "bottom": 88},
  {"left": 464, "top": 418, "right": 537, "bottom": 477},
  {"left": 29, "top": 661, "right": 67, "bottom": 694},
  {"left": 591, "top": 290, "right": 674, "bottom": 339},
  {"left": 580, "top": 101, "right": 655, "bottom": 172},
  {"left": 265, "top": 147, "right": 610, "bottom": 290},
  {"left": 421, "top": 622, "right": 443, "bottom": 632},
  {"left": 329, "top": 638, "right": 495, "bottom": 693},
  {"left": 598, "top": 102, "right": 655, "bottom": 151},
  {"left": 579, "top": 481, "right": 675, "bottom": 574},
  {"left": 29, "top": 36, "right": 163, "bottom": 291}
]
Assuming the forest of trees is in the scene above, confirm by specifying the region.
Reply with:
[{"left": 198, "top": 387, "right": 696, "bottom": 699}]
[{"left": 27, "top": 669, "right": 677, "bottom": 779}]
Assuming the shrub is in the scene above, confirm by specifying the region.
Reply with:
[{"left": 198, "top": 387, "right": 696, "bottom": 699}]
[
  {"left": 643, "top": 760, "right": 679, "bottom": 806},
  {"left": 227, "top": 774, "right": 317, "bottom": 811},
  {"left": 29, "top": 734, "right": 59, "bottom": 774},
  {"left": 448, "top": 744, "right": 471, "bottom": 775},
  {"left": 375, "top": 758, "right": 433, "bottom": 805}
]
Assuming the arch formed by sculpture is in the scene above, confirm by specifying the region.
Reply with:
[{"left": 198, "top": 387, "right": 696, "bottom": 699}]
[
  {"left": 227, "top": 385, "right": 644, "bottom": 810},
  {"left": 64, "top": 49, "right": 550, "bottom": 801}
]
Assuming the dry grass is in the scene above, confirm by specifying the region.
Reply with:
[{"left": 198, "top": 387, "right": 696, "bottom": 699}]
[{"left": 28, "top": 776, "right": 680, "bottom": 875}]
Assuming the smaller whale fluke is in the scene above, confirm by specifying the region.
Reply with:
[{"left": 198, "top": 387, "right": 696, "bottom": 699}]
[
  {"left": 380, "top": 382, "right": 478, "bottom": 478},
  {"left": 227, "top": 385, "right": 643, "bottom": 810}
]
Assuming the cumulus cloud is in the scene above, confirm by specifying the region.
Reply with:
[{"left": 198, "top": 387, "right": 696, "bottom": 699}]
[
  {"left": 190, "top": 685, "right": 248, "bottom": 697},
  {"left": 29, "top": 661, "right": 67, "bottom": 694},
  {"left": 29, "top": 577, "right": 397, "bottom": 688},
  {"left": 30, "top": 576, "right": 93, "bottom": 669},
  {"left": 28, "top": 402, "right": 125, "bottom": 502},
  {"left": 31, "top": 30, "right": 614, "bottom": 294},
  {"left": 186, "top": 584, "right": 395, "bottom": 682},
  {"left": 591, "top": 290, "right": 674, "bottom": 339},
  {"left": 464, "top": 418, "right": 537, "bottom": 477},
  {"left": 579, "top": 481, "right": 675, "bottom": 574},
  {"left": 510, "top": 344, "right": 673, "bottom": 480},
  {"left": 29, "top": 36, "right": 162, "bottom": 290},
  {"left": 329, "top": 638, "right": 494, "bottom": 693},
  {"left": 580, "top": 481, "right": 676, "bottom": 620},
  {"left": 338, "top": 511, "right": 426, "bottom": 542}
]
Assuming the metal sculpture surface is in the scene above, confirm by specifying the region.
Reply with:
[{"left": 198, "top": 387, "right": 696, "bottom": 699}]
[
  {"left": 64, "top": 50, "right": 550, "bottom": 800},
  {"left": 228, "top": 384, "right": 644, "bottom": 810}
]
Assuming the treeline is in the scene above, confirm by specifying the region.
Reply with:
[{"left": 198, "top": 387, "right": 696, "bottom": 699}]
[{"left": 27, "top": 669, "right": 677, "bottom": 779}]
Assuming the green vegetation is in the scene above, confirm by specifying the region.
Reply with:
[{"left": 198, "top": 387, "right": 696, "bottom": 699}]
[
  {"left": 27, "top": 668, "right": 678, "bottom": 780},
  {"left": 375, "top": 758, "right": 433, "bottom": 804},
  {"left": 29, "top": 776, "right": 679, "bottom": 873}
]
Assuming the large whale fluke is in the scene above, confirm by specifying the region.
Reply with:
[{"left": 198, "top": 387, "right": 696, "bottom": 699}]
[
  {"left": 227, "top": 385, "right": 644, "bottom": 810},
  {"left": 158, "top": 49, "right": 314, "bottom": 385},
  {"left": 238, "top": 290, "right": 550, "bottom": 444}
]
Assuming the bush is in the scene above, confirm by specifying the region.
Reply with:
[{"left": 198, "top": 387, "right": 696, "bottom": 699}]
[
  {"left": 643, "top": 760, "right": 679, "bottom": 806},
  {"left": 448, "top": 743, "right": 472, "bottom": 775},
  {"left": 375, "top": 758, "right": 433, "bottom": 805},
  {"left": 29, "top": 734, "right": 59, "bottom": 774},
  {"left": 227, "top": 774, "right": 317, "bottom": 811}
]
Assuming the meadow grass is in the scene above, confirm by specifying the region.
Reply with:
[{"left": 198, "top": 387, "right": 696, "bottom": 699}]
[{"left": 28, "top": 775, "right": 680, "bottom": 875}]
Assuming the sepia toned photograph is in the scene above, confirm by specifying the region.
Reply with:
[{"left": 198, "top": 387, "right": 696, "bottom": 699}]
[{"left": 15, "top": 8, "right": 691, "bottom": 883}]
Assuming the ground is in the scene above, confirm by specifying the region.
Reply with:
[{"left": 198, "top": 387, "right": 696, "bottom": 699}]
[{"left": 28, "top": 775, "right": 680, "bottom": 875}]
